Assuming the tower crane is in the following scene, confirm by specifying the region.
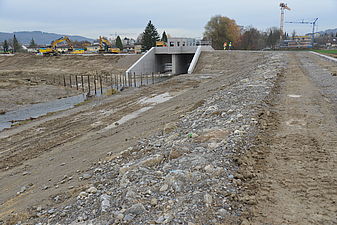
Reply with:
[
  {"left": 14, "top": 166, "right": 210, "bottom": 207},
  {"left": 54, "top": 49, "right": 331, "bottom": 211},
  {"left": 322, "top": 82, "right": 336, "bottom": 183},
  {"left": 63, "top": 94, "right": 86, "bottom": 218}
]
[
  {"left": 280, "top": 3, "right": 291, "bottom": 40},
  {"left": 286, "top": 18, "right": 319, "bottom": 47}
]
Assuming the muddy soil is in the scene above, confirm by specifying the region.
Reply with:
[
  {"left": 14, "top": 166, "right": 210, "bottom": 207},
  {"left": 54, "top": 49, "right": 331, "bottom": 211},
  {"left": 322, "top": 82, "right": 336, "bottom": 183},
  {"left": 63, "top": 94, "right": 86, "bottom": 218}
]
[{"left": 0, "top": 54, "right": 140, "bottom": 112}]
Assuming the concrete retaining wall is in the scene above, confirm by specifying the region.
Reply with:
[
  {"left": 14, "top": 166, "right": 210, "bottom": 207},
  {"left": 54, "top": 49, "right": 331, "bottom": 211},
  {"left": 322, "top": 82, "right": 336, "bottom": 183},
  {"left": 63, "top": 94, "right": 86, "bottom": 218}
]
[
  {"left": 126, "top": 48, "right": 156, "bottom": 76},
  {"left": 187, "top": 46, "right": 202, "bottom": 74},
  {"left": 126, "top": 45, "right": 214, "bottom": 76},
  {"left": 311, "top": 51, "right": 337, "bottom": 63}
]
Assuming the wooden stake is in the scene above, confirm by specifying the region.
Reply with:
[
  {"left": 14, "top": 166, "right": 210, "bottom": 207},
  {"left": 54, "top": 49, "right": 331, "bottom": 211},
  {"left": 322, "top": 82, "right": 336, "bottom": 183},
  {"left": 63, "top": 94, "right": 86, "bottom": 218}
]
[
  {"left": 100, "top": 75, "right": 103, "bottom": 94},
  {"left": 81, "top": 75, "right": 84, "bottom": 92},
  {"left": 75, "top": 75, "right": 79, "bottom": 90}
]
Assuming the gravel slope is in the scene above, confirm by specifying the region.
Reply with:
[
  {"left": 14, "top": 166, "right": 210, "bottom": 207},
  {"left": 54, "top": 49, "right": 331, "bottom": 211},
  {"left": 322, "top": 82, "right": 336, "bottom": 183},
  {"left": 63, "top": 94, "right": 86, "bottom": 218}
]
[{"left": 15, "top": 51, "right": 286, "bottom": 225}]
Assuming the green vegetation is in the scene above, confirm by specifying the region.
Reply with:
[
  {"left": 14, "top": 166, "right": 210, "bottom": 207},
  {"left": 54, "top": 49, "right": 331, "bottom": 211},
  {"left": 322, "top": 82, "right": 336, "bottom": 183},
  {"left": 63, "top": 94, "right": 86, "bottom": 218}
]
[
  {"left": 141, "top": 20, "right": 160, "bottom": 51},
  {"left": 3, "top": 40, "right": 9, "bottom": 52},
  {"left": 115, "top": 36, "right": 123, "bottom": 50},
  {"left": 13, "top": 35, "right": 22, "bottom": 52},
  {"left": 161, "top": 31, "right": 168, "bottom": 42},
  {"left": 313, "top": 49, "right": 337, "bottom": 55},
  {"left": 29, "top": 38, "right": 37, "bottom": 48}
]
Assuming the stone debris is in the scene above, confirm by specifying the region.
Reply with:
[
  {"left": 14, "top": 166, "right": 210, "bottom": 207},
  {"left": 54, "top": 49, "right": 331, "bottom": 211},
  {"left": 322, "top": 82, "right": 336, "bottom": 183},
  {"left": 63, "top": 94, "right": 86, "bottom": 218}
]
[{"left": 30, "top": 53, "right": 285, "bottom": 224}]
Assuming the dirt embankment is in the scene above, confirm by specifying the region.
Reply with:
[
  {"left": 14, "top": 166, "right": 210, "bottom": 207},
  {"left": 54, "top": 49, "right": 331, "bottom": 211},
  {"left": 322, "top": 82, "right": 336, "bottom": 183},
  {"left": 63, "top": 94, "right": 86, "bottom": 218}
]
[
  {"left": 1, "top": 51, "right": 337, "bottom": 224},
  {"left": 0, "top": 51, "right": 278, "bottom": 224},
  {"left": 237, "top": 52, "right": 337, "bottom": 224},
  {"left": 0, "top": 54, "right": 140, "bottom": 112}
]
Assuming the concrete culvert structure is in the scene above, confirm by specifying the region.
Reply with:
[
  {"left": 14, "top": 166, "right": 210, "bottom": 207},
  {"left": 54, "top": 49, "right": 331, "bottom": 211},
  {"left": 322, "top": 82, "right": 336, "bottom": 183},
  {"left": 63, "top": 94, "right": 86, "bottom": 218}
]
[{"left": 126, "top": 38, "right": 213, "bottom": 76}]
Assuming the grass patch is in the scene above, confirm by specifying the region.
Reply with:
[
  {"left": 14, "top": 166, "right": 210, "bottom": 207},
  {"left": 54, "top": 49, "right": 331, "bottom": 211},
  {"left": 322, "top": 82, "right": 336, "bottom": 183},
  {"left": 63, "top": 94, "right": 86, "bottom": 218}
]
[{"left": 313, "top": 49, "right": 337, "bottom": 55}]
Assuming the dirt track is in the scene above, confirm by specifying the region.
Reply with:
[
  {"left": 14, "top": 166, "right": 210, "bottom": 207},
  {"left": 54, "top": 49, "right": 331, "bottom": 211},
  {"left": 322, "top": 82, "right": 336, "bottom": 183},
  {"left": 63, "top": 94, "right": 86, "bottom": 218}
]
[
  {"left": 1, "top": 51, "right": 337, "bottom": 224},
  {"left": 239, "top": 52, "right": 337, "bottom": 224}
]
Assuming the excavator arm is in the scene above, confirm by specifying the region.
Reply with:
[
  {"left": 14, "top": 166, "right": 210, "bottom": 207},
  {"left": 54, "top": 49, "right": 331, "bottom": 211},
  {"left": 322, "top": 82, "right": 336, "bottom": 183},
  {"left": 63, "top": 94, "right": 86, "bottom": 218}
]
[
  {"left": 99, "top": 36, "right": 112, "bottom": 51},
  {"left": 51, "top": 36, "right": 74, "bottom": 51},
  {"left": 98, "top": 36, "right": 120, "bottom": 54}
]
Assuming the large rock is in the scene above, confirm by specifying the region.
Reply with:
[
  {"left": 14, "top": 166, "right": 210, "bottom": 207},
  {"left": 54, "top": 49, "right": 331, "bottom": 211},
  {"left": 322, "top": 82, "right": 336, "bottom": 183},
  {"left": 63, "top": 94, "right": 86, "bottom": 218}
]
[
  {"left": 195, "top": 128, "right": 229, "bottom": 143},
  {"left": 126, "top": 203, "right": 146, "bottom": 215},
  {"left": 163, "top": 122, "right": 177, "bottom": 134}
]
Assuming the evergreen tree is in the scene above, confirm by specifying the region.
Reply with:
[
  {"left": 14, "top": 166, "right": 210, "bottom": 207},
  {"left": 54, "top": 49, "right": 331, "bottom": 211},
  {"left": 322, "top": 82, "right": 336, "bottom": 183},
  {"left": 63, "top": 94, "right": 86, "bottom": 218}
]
[
  {"left": 141, "top": 20, "right": 160, "bottom": 51},
  {"left": 161, "top": 31, "right": 168, "bottom": 42},
  {"left": 29, "top": 38, "right": 37, "bottom": 48},
  {"left": 116, "top": 36, "right": 123, "bottom": 50},
  {"left": 3, "top": 40, "right": 9, "bottom": 52},
  {"left": 12, "top": 35, "right": 22, "bottom": 52}
]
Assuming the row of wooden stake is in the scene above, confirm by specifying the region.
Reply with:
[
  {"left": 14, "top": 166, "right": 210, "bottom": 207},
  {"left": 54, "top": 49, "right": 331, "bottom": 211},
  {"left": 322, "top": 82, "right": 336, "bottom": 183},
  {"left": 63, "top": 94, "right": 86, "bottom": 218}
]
[{"left": 52, "top": 72, "right": 162, "bottom": 95}]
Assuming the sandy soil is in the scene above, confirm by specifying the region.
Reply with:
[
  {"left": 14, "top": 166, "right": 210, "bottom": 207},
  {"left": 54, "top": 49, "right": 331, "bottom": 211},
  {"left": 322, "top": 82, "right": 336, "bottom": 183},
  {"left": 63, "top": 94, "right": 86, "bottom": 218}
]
[
  {"left": 1, "top": 51, "right": 337, "bottom": 224},
  {"left": 0, "top": 51, "right": 270, "bottom": 223},
  {"left": 238, "top": 52, "right": 337, "bottom": 224},
  {"left": 0, "top": 54, "right": 140, "bottom": 112}
]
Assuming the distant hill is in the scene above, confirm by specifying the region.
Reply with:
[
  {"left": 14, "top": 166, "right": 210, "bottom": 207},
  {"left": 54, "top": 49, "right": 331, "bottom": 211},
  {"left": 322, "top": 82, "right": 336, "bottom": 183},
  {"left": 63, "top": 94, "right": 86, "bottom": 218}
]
[
  {"left": 0, "top": 31, "right": 94, "bottom": 45},
  {"left": 318, "top": 28, "right": 337, "bottom": 35}
]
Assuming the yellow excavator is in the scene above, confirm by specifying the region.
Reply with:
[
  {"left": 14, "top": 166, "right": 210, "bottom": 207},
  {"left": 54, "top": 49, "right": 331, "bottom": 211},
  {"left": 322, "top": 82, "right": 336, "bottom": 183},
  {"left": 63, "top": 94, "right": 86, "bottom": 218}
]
[
  {"left": 98, "top": 36, "right": 121, "bottom": 54},
  {"left": 39, "top": 36, "right": 74, "bottom": 55}
]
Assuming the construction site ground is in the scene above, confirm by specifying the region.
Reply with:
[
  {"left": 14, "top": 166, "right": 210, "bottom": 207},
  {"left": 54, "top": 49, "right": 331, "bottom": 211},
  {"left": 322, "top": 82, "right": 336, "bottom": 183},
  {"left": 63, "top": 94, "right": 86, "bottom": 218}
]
[
  {"left": 0, "top": 51, "right": 337, "bottom": 224},
  {"left": 0, "top": 54, "right": 140, "bottom": 112}
]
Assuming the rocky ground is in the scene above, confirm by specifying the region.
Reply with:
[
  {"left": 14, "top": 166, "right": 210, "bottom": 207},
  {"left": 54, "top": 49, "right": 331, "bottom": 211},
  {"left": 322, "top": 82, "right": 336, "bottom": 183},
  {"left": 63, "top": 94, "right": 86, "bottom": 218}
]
[
  {"left": 1, "top": 51, "right": 337, "bottom": 225},
  {"left": 19, "top": 52, "right": 284, "bottom": 225}
]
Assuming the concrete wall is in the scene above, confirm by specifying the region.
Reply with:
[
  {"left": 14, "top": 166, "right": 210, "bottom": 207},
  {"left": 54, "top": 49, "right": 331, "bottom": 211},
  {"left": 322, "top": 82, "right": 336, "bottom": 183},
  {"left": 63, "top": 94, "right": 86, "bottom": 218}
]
[
  {"left": 172, "top": 54, "right": 194, "bottom": 75},
  {"left": 126, "top": 47, "right": 157, "bottom": 76},
  {"left": 156, "top": 54, "right": 172, "bottom": 73},
  {"left": 188, "top": 46, "right": 214, "bottom": 74},
  {"left": 155, "top": 46, "right": 197, "bottom": 54},
  {"left": 126, "top": 46, "right": 214, "bottom": 76},
  {"left": 188, "top": 46, "right": 201, "bottom": 74}
]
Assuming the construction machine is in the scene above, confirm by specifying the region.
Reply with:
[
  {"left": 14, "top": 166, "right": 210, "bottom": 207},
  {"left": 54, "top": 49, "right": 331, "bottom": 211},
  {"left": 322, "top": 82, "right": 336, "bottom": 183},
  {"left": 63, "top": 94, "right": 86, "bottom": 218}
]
[
  {"left": 39, "top": 36, "right": 74, "bottom": 56},
  {"left": 98, "top": 36, "right": 121, "bottom": 54},
  {"left": 156, "top": 41, "right": 167, "bottom": 47}
]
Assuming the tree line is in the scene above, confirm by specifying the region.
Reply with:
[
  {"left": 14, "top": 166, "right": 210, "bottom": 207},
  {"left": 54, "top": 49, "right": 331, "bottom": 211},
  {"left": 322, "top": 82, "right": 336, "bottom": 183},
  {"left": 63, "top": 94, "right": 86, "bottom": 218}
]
[
  {"left": 139, "top": 18, "right": 282, "bottom": 51},
  {"left": 203, "top": 15, "right": 282, "bottom": 50},
  {"left": 1, "top": 35, "right": 25, "bottom": 53},
  {"left": 2, "top": 17, "right": 336, "bottom": 53}
]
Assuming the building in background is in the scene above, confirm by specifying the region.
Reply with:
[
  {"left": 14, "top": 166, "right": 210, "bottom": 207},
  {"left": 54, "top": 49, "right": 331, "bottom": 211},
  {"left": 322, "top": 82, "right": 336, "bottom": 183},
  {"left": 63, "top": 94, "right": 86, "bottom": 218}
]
[{"left": 280, "top": 36, "right": 312, "bottom": 48}]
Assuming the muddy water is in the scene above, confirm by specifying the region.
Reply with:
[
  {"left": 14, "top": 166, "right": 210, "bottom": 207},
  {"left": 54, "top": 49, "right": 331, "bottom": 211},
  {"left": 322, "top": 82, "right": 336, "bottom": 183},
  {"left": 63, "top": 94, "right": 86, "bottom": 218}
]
[
  {"left": 0, "top": 75, "right": 172, "bottom": 132},
  {"left": 0, "top": 94, "right": 87, "bottom": 131}
]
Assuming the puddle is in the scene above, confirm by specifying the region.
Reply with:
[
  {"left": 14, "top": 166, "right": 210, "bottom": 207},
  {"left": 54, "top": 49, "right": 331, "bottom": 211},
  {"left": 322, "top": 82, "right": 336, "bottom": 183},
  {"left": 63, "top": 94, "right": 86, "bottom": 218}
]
[
  {"left": 0, "top": 94, "right": 88, "bottom": 131},
  {"left": 287, "top": 94, "right": 302, "bottom": 98}
]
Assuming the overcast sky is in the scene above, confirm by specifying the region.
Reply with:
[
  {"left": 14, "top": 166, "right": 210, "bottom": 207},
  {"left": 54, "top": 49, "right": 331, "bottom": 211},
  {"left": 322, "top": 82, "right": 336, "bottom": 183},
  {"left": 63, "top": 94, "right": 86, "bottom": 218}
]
[{"left": 0, "top": 0, "right": 336, "bottom": 39}]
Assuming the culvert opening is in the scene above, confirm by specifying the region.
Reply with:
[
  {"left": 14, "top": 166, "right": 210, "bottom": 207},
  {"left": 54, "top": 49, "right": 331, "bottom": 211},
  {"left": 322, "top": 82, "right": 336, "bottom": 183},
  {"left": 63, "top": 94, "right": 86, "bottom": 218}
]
[{"left": 156, "top": 53, "right": 195, "bottom": 75}]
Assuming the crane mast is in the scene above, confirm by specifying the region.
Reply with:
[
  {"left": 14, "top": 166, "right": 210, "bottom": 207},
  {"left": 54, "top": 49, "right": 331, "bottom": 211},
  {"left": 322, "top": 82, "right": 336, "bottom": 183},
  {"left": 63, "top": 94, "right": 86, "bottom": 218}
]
[{"left": 280, "top": 3, "right": 291, "bottom": 40}]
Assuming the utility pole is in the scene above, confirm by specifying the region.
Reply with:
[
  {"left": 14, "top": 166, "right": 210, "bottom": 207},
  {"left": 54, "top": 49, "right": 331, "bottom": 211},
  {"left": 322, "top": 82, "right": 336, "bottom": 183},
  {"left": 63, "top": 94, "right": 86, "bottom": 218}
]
[{"left": 280, "top": 3, "right": 291, "bottom": 40}]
